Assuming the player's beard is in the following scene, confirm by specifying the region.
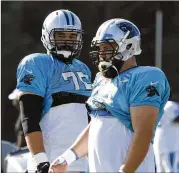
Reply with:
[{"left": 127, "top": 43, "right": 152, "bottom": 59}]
[
  {"left": 101, "top": 66, "right": 118, "bottom": 78},
  {"left": 100, "top": 59, "right": 124, "bottom": 79}
]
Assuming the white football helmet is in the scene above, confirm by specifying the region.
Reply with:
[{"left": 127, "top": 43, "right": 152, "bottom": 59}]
[
  {"left": 41, "top": 9, "right": 83, "bottom": 59},
  {"left": 90, "top": 18, "right": 142, "bottom": 67}
]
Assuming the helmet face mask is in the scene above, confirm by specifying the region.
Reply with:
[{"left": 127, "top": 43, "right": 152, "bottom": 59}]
[
  {"left": 41, "top": 10, "right": 83, "bottom": 60},
  {"left": 90, "top": 39, "right": 124, "bottom": 78},
  {"left": 90, "top": 39, "right": 120, "bottom": 66},
  {"left": 49, "top": 29, "right": 83, "bottom": 58}
]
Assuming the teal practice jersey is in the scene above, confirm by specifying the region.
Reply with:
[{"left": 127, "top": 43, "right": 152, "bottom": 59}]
[
  {"left": 87, "top": 66, "right": 170, "bottom": 135},
  {"left": 16, "top": 53, "right": 92, "bottom": 118}
]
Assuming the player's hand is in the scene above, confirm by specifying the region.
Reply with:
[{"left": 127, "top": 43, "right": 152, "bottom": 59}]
[
  {"left": 36, "top": 162, "right": 50, "bottom": 173},
  {"left": 49, "top": 156, "right": 68, "bottom": 173}
]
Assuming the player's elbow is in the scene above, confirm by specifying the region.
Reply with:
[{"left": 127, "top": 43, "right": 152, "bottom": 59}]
[{"left": 135, "top": 127, "right": 153, "bottom": 141}]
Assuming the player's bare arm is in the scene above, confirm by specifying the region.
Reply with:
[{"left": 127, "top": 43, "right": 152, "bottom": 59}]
[
  {"left": 120, "top": 105, "right": 158, "bottom": 173},
  {"left": 71, "top": 122, "right": 90, "bottom": 157}
]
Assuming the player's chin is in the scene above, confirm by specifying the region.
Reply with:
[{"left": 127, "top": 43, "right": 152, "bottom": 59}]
[{"left": 101, "top": 66, "right": 118, "bottom": 79}]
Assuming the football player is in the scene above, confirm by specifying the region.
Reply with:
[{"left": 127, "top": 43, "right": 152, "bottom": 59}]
[
  {"left": 16, "top": 9, "right": 92, "bottom": 173},
  {"left": 154, "top": 100, "right": 179, "bottom": 172},
  {"left": 50, "top": 18, "right": 170, "bottom": 173}
]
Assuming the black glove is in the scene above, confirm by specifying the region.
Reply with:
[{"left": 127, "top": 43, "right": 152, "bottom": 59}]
[{"left": 36, "top": 162, "right": 50, "bottom": 173}]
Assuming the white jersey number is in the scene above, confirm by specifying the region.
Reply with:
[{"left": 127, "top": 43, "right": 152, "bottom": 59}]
[{"left": 62, "top": 72, "right": 91, "bottom": 90}]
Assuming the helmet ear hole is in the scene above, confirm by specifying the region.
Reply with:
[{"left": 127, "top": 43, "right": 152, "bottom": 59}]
[{"left": 126, "top": 43, "right": 132, "bottom": 50}]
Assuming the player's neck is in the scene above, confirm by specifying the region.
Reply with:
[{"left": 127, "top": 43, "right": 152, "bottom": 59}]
[{"left": 120, "top": 56, "right": 137, "bottom": 73}]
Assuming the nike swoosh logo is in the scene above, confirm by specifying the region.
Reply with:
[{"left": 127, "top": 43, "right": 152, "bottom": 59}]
[{"left": 150, "top": 81, "right": 159, "bottom": 85}]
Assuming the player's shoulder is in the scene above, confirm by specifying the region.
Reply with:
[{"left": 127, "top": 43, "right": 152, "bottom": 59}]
[
  {"left": 119, "top": 66, "right": 166, "bottom": 85},
  {"left": 18, "top": 53, "right": 53, "bottom": 67},
  {"left": 135, "top": 66, "right": 165, "bottom": 76},
  {"left": 132, "top": 66, "right": 166, "bottom": 80},
  {"left": 125, "top": 66, "right": 168, "bottom": 91}
]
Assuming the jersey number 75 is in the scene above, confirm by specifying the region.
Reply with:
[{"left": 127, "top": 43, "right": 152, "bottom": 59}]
[{"left": 62, "top": 72, "right": 92, "bottom": 90}]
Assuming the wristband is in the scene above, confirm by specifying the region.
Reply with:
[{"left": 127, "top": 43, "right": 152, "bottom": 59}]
[
  {"left": 34, "top": 152, "right": 48, "bottom": 165},
  {"left": 61, "top": 149, "right": 78, "bottom": 165}
]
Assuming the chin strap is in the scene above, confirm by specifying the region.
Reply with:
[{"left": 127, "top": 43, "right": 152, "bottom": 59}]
[{"left": 111, "top": 65, "right": 119, "bottom": 75}]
